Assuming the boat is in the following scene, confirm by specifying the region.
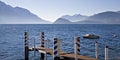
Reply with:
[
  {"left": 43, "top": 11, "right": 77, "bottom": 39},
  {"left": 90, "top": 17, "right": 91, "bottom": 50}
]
[{"left": 83, "top": 34, "right": 99, "bottom": 39}]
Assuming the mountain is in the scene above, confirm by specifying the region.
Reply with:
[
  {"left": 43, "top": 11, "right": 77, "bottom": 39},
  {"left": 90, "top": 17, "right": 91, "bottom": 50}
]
[
  {"left": 78, "top": 11, "right": 120, "bottom": 24},
  {"left": 0, "top": 1, "right": 50, "bottom": 24},
  {"left": 61, "top": 14, "right": 88, "bottom": 22},
  {"left": 117, "top": 11, "right": 120, "bottom": 13},
  {"left": 55, "top": 11, "right": 120, "bottom": 24},
  {"left": 54, "top": 18, "right": 72, "bottom": 24}
]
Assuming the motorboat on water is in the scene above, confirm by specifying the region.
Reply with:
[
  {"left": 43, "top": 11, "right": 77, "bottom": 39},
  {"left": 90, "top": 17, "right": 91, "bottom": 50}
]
[{"left": 83, "top": 34, "right": 99, "bottom": 39}]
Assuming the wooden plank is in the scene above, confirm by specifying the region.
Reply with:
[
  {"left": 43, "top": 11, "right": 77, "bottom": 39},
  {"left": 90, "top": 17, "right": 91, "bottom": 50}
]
[
  {"left": 38, "top": 50, "right": 46, "bottom": 54},
  {"left": 37, "top": 47, "right": 53, "bottom": 55},
  {"left": 60, "top": 54, "right": 97, "bottom": 60},
  {"left": 32, "top": 47, "right": 97, "bottom": 60}
]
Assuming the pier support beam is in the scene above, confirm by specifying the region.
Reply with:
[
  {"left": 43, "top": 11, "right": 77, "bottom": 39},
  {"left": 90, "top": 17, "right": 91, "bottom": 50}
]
[
  {"left": 34, "top": 39, "right": 36, "bottom": 60},
  {"left": 40, "top": 32, "right": 45, "bottom": 59},
  {"left": 24, "top": 32, "right": 29, "bottom": 60},
  {"left": 54, "top": 38, "right": 60, "bottom": 60},
  {"left": 95, "top": 42, "right": 98, "bottom": 59},
  {"left": 74, "top": 37, "right": 80, "bottom": 60},
  {"left": 105, "top": 46, "right": 108, "bottom": 60}
]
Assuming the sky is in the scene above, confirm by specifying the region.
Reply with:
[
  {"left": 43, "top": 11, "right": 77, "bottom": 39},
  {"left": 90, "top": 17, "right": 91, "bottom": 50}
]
[{"left": 0, "top": 0, "right": 120, "bottom": 22}]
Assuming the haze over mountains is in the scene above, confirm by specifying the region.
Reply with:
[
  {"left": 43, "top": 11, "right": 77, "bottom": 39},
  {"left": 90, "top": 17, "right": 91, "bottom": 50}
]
[
  {"left": 61, "top": 14, "right": 88, "bottom": 22},
  {"left": 80, "top": 11, "right": 120, "bottom": 24},
  {"left": 54, "top": 18, "right": 72, "bottom": 24},
  {"left": 0, "top": 1, "right": 50, "bottom": 24},
  {"left": 54, "top": 11, "right": 120, "bottom": 24},
  {"left": 0, "top": 1, "right": 120, "bottom": 24}
]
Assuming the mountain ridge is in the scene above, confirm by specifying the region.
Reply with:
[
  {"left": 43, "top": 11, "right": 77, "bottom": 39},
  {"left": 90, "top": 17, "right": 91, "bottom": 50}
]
[
  {"left": 61, "top": 14, "right": 88, "bottom": 22},
  {"left": 1, "top": 1, "right": 120, "bottom": 24},
  {"left": 0, "top": 1, "right": 50, "bottom": 24},
  {"left": 81, "top": 11, "right": 120, "bottom": 24},
  {"left": 54, "top": 18, "right": 72, "bottom": 24},
  {"left": 54, "top": 11, "right": 120, "bottom": 24}
]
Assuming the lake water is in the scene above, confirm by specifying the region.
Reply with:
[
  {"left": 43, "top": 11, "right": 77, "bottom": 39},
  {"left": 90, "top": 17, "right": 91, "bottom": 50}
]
[{"left": 0, "top": 24, "right": 120, "bottom": 60}]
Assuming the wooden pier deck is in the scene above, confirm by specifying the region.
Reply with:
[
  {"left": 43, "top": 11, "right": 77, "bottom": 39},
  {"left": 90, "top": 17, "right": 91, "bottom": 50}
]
[
  {"left": 29, "top": 47, "right": 97, "bottom": 60},
  {"left": 24, "top": 32, "right": 110, "bottom": 60}
]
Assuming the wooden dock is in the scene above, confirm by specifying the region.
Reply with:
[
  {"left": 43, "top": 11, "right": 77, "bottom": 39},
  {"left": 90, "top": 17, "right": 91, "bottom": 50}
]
[
  {"left": 24, "top": 32, "right": 109, "bottom": 60},
  {"left": 29, "top": 47, "right": 97, "bottom": 60}
]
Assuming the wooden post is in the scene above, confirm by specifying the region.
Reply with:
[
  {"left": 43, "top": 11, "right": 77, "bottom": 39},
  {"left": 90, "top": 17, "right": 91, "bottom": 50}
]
[
  {"left": 34, "top": 38, "right": 36, "bottom": 60},
  {"left": 40, "top": 32, "right": 44, "bottom": 47},
  {"left": 105, "top": 46, "right": 108, "bottom": 60},
  {"left": 74, "top": 37, "right": 80, "bottom": 60},
  {"left": 58, "top": 38, "right": 60, "bottom": 57},
  {"left": 25, "top": 32, "right": 29, "bottom": 60},
  {"left": 74, "top": 37, "right": 77, "bottom": 60},
  {"left": 45, "top": 40, "right": 48, "bottom": 60},
  {"left": 54, "top": 38, "right": 60, "bottom": 60},
  {"left": 40, "top": 32, "right": 45, "bottom": 59},
  {"left": 95, "top": 42, "right": 98, "bottom": 59}
]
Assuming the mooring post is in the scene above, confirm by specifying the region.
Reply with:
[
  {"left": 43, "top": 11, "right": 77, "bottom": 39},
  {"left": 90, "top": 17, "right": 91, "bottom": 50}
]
[
  {"left": 34, "top": 38, "right": 36, "bottom": 60},
  {"left": 105, "top": 46, "right": 108, "bottom": 60},
  {"left": 74, "top": 37, "right": 80, "bottom": 60},
  {"left": 58, "top": 38, "right": 60, "bottom": 56},
  {"left": 95, "top": 42, "right": 98, "bottom": 59},
  {"left": 54, "top": 38, "right": 60, "bottom": 60},
  {"left": 40, "top": 32, "right": 45, "bottom": 59},
  {"left": 45, "top": 40, "right": 48, "bottom": 60},
  {"left": 25, "top": 32, "right": 29, "bottom": 60}
]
